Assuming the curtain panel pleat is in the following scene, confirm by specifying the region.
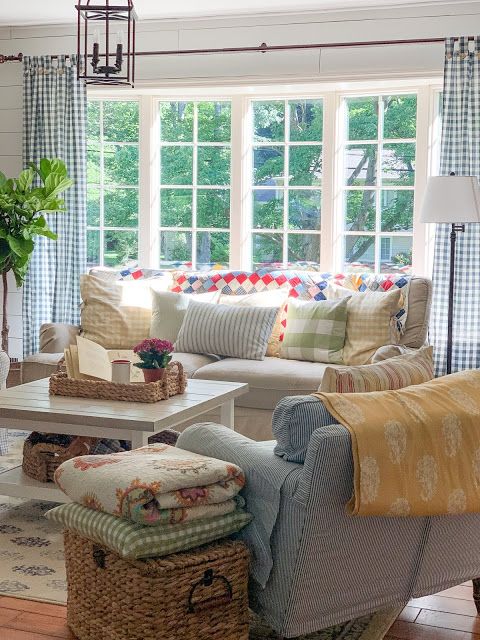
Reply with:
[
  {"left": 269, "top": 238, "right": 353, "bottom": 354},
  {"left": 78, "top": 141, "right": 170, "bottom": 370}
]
[
  {"left": 431, "top": 36, "right": 480, "bottom": 375},
  {"left": 22, "top": 55, "right": 87, "bottom": 356}
]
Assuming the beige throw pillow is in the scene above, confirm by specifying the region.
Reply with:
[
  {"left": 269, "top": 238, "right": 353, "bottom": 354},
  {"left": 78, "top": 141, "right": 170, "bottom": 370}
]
[
  {"left": 219, "top": 290, "right": 289, "bottom": 357},
  {"left": 319, "top": 345, "right": 434, "bottom": 393},
  {"left": 342, "top": 288, "right": 403, "bottom": 365},
  {"left": 80, "top": 275, "right": 155, "bottom": 349},
  {"left": 150, "top": 290, "right": 220, "bottom": 343}
]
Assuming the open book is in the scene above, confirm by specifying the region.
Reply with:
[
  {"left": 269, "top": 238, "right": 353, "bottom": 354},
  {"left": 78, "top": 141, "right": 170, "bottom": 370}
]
[{"left": 64, "top": 336, "right": 143, "bottom": 383}]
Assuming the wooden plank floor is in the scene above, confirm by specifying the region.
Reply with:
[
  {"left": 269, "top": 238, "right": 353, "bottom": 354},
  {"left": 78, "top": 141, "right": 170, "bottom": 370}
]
[{"left": 0, "top": 583, "right": 478, "bottom": 639}]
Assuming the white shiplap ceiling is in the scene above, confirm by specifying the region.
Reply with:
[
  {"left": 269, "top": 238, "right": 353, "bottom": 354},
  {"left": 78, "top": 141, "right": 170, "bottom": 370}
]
[{"left": 0, "top": 0, "right": 470, "bottom": 26}]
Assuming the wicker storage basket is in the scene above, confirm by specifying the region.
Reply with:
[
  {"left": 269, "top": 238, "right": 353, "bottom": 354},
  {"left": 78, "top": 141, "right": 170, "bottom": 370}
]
[
  {"left": 22, "top": 436, "right": 98, "bottom": 483},
  {"left": 64, "top": 531, "right": 249, "bottom": 640},
  {"left": 49, "top": 361, "right": 186, "bottom": 403},
  {"left": 22, "top": 429, "right": 180, "bottom": 483}
]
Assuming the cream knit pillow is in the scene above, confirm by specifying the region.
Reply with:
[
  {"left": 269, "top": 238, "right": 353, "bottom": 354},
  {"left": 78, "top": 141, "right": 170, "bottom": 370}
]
[
  {"left": 342, "top": 288, "right": 403, "bottom": 365},
  {"left": 80, "top": 274, "right": 154, "bottom": 349}
]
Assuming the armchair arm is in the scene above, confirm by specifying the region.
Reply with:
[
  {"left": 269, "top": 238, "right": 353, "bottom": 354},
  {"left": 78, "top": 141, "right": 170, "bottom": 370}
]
[
  {"left": 178, "top": 423, "right": 302, "bottom": 588},
  {"left": 294, "top": 423, "right": 354, "bottom": 507},
  {"left": 39, "top": 323, "right": 80, "bottom": 354}
]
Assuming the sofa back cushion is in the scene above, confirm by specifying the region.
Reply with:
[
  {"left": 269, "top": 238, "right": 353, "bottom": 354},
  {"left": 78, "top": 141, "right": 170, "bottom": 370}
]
[
  {"left": 176, "top": 300, "right": 279, "bottom": 360},
  {"left": 400, "top": 277, "right": 432, "bottom": 348},
  {"left": 273, "top": 396, "right": 336, "bottom": 463},
  {"left": 150, "top": 290, "right": 220, "bottom": 343}
]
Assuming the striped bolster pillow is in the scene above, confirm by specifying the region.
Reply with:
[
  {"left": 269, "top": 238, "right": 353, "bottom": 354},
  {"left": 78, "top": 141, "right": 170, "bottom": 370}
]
[
  {"left": 175, "top": 300, "right": 279, "bottom": 360},
  {"left": 318, "top": 345, "right": 434, "bottom": 393}
]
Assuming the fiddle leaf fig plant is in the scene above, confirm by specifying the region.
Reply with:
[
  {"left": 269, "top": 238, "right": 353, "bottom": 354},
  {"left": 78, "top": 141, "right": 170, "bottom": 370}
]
[{"left": 0, "top": 158, "right": 74, "bottom": 353}]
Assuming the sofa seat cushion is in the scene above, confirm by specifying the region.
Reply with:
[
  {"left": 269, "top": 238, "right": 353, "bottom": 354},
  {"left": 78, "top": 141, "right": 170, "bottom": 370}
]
[
  {"left": 22, "top": 352, "right": 216, "bottom": 385},
  {"left": 193, "top": 357, "right": 329, "bottom": 410},
  {"left": 171, "top": 352, "right": 219, "bottom": 378}
]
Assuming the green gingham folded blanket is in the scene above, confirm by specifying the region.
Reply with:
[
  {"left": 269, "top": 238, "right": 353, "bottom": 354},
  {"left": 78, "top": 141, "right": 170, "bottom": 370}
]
[{"left": 46, "top": 502, "right": 252, "bottom": 559}]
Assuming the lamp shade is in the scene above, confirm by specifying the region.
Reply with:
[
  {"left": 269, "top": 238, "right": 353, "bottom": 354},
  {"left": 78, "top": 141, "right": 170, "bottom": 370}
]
[{"left": 420, "top": 175, "right": 480, "bottom": 224}]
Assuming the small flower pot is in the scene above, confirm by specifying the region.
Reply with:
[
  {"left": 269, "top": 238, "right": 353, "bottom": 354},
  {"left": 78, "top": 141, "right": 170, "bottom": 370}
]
[{"left": 142, "top": 368, "right": 165, "bottom": 384}]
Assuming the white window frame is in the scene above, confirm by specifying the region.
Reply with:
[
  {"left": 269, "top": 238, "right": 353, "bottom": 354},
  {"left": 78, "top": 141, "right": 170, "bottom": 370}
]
[
  {"left": 338, "top": 91, "right": 417, "bottom": 274},
  {"left": 86, "top": 96, "right": 141, "bottom": 268},
  {"left": 248, "top": 97, "right": 324, "bottom": 270},
  {"left": 157, "top": 99, "right": 232, "bottom": 270},
  {"left": 89, "top": 77, "right": 442, "bottom": 277}
]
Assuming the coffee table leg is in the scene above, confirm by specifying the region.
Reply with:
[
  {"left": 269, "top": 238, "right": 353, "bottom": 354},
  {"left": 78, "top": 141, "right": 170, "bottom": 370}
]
[
  {"left": 473, "top": 579, "right": 480, "bottom": 614},
  {"left": 130, "top": 431, "right": 149, "bottom": 450},
  {"left": 220, "top": 399, "right": 235, "bottom": 430}
]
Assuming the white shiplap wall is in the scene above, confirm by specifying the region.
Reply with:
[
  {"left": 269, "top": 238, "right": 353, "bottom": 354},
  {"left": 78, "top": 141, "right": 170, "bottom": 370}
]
[{"left": 0, "top": 1, "right": 479, "bottom": 357}]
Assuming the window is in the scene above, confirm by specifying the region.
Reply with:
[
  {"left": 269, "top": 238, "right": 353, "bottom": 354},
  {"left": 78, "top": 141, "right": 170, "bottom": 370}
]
[
  {"left": 87, "top": 99, "right": 140, "bottom": 268},
  {"left": 251, "top": 99, "right": 323, "bottom": 269},
  {"left": 87, "top": 81, "right": 440, "bottom": 276},
  {"left": 158, "top": 101, "right": 232, "bottom": 269},
  {"left": 342, "top": 94, "right": 416, "bottom": 274}
]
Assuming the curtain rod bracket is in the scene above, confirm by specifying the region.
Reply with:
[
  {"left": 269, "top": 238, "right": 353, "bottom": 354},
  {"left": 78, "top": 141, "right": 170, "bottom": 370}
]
[{"left": 0, "top": 53, "right": 23, "bottom": 64}]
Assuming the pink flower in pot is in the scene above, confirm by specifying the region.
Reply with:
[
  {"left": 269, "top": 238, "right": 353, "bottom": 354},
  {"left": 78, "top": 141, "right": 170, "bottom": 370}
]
[{"left": 133, "top": 338, "right": 174, "bottom": 383}]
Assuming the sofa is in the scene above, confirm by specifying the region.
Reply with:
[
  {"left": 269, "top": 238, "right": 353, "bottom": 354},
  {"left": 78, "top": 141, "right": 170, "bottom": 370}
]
[{"left": 22, "top": 271, "right": 432, "bottom": 441}]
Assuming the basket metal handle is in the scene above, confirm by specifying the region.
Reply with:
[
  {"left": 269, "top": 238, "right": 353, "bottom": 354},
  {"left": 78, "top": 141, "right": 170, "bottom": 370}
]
[
  {"left": 187, "top": 568, "right": 233, "bottom": 613},
  {"left": 92, "top": 546, "right": 106, "bottom": 569}
]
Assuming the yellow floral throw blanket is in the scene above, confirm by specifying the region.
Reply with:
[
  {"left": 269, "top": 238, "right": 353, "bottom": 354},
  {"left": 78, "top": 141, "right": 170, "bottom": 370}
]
[{"left": 313, "top": 369, "right": 480, "bottom": 517}]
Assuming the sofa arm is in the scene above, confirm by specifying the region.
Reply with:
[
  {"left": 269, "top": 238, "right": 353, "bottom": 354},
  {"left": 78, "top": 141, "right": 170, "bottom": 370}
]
[
  {"left": 22, "top": 352, "right": 64, "bottom": 384},
  {"left": 178, "top": 423, "right": 302, "bottom": 588},
  {"left": 39, "top": 323, "right": 80, "bottom": 354}
]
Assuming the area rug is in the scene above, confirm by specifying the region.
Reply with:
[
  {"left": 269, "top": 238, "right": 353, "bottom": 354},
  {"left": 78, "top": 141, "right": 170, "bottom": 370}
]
[{"left": 0, "top": 431, "right": 401, "bottom": 639}]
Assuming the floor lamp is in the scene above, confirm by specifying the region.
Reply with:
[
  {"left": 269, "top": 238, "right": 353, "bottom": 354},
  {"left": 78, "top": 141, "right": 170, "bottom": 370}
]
[{"left": 420, "top": 174, "right": 480, "bottom": 375}]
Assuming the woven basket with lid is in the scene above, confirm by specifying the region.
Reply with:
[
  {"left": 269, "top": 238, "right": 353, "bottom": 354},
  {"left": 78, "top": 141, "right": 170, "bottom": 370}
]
[{"left": 64, "top": 531, "right": 249, "bottom": 640}]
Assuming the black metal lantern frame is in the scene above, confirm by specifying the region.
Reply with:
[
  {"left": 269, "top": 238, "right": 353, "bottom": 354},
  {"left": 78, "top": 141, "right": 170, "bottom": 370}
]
[{"left": 76, "top": 0, "right": 136, "bottom": 86}]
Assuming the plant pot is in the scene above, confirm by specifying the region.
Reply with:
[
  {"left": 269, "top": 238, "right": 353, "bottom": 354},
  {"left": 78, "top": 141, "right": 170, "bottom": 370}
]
[{"left": 142, "top": 368, "right": 165, "bottom": 384}]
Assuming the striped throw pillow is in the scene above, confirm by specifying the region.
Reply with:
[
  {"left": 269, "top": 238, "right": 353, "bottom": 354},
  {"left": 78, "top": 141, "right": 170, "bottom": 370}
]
[
  {"left": 319, "top": 346, "right": 434, "bottom": 393},
  {"left": 280, "top": 297, "right": 349, "bottom": 364},
  {"left": 175, "top": 300, "right": 279, "bottom": 360}
]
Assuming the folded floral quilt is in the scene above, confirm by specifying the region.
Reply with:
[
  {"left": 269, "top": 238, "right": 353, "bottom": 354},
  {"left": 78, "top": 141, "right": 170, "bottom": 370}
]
[{"left": 54, "top": 444, "right": 245, "bottom": 526}]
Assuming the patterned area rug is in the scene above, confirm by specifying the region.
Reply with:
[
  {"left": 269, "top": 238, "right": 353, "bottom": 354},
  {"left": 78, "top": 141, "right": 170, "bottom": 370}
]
[{"left": 0, "top": 431, "right": 401, "bottom": 639}]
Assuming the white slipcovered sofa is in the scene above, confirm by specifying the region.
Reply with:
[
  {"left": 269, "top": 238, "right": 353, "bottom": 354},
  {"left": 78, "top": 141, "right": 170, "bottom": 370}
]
[{"left": 22, "top": 274, "right": 432, "bottom": 441}]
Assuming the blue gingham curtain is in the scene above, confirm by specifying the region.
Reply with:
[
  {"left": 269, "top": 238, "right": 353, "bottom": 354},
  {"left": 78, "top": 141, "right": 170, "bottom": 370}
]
[
  {"left": 22, "top": 55, "right": 87, "bottom": 356},
  {"left": 431, "top": 36, "right": 480, "bottom": 375}
]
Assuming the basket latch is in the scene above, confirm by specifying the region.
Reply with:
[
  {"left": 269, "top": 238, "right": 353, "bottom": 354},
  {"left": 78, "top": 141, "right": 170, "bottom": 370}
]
[
  {"left": 187, "top": 568, "right": 233, "bottom": 613},
  {"left": 93, "top": 546, "right": 106, "bottom": 569}
]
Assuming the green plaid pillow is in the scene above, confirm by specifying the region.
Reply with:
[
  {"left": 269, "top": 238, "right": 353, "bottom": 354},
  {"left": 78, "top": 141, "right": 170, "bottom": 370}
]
[
  {"left": 46, "top": 503, "right": 252, "bottom": 559},
  {"left": 280, "top": 297, "right": 349, "bottom": 364}
]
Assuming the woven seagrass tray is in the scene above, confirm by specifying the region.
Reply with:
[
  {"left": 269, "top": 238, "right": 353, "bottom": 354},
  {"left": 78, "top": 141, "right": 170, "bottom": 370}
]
[
  {"left": 64, "top": 531, "right": 250, "bottom": 640},
  {"left": 49, "top": 361, "right": 187, "bottom": 403}
]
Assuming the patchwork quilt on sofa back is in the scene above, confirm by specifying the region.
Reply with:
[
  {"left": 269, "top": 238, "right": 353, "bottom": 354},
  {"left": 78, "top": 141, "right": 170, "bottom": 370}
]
[{"left": 169, "top": 269, "right": 411, "bottom": 331}]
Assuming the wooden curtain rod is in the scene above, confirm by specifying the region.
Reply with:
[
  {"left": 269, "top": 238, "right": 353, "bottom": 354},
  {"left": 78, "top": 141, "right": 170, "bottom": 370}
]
[{"left": 0, "top": 35, "right": 476, "bottom": 63}]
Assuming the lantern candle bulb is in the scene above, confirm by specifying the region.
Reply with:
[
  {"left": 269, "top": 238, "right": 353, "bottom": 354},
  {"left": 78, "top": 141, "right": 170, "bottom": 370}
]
[{"left": 92, "top": 29, "right": 100, "bottom": 67}]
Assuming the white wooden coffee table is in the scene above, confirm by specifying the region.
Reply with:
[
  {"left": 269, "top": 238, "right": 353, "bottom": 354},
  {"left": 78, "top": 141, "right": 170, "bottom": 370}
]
[{"left": 0, "top": 377, "right": 248, "bottom": 503}]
